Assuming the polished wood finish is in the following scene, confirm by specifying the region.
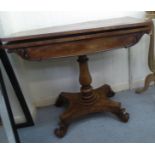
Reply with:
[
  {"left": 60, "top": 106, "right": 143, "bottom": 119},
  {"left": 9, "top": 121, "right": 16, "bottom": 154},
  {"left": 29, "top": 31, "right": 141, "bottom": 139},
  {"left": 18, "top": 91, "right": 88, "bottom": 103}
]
[
  {"left": 0, "top": 17, "right": 153, "bottom": 138},
  {"left": 55, "top": 55, "right": 129, "bottom": 137},
  {"left": 14, "top": 33, "right": 144, "bottom": 61},
  {"left": 0, "top": 17, "right": 152, "bottom": 61},
  {"left": 0, "top": 17, "right": 151, "bottom": 42}
]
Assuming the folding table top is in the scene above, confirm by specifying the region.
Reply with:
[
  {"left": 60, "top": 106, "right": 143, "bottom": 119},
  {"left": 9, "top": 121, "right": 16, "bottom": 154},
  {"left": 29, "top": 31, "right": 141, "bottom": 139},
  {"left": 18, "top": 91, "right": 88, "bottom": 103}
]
[{"left": 0, "top": 17, "right": 152, "bottom": 43}]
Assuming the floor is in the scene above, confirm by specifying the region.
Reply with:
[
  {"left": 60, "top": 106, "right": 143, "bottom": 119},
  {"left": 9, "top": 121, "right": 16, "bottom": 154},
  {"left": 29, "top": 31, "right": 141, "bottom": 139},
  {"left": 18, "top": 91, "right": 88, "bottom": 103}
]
[{"left": 1, "top": 86, "right": 155, "bottom": 143}]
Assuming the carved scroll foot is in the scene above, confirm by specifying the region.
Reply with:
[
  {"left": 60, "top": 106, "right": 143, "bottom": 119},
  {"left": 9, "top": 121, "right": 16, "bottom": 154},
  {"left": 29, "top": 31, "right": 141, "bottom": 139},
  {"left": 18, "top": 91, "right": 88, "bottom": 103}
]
[
  {"left": 54, "top": 121, "right": 68, "bottom": 138},
  {"left": 113, "top": 108, "right": 129, "bottom": 123},
  {"left": 135, "top": 73, "right": 155, "bottom": 94},
  {"left": 100, "top": 84, "right": 115, "bottom": 98}
]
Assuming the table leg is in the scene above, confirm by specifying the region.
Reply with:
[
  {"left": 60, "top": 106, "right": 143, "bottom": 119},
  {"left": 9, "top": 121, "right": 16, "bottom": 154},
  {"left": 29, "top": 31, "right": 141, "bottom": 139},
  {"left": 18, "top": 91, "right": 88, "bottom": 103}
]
[
  {"left": 136, "top": 22, "right": 155, "bottom": 93},
  {"left": 54, "top": 55, "right": 129, "bottom": 138}
]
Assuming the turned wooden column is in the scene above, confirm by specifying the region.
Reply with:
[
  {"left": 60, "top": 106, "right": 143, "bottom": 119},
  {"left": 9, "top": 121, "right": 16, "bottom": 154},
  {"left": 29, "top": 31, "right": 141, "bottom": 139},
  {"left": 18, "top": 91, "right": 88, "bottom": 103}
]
[
  {"left": 77, "top": 55, "right": 97, "bottom": 104},
  {"left": 55, "top": 55, "right": 129, "bottom": 138}
]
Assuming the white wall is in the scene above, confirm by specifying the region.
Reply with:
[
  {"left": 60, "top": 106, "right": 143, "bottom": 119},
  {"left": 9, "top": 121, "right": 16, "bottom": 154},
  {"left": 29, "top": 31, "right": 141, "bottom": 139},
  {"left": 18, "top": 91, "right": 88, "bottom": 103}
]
[{"left": 0, "top": 11, "right": 151, "bottom": 122}]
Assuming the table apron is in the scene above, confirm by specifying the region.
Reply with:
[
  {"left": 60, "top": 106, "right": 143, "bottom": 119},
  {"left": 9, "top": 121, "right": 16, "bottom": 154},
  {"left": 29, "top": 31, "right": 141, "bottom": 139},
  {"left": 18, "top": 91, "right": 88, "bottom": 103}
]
[{"left": 13, "top": 32, "right": 144, "bottom": 61}]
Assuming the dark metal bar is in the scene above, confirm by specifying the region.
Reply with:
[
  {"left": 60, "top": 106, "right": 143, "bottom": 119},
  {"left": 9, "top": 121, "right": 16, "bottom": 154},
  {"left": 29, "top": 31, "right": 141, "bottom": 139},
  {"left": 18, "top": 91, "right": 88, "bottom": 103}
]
[
  {"left": 0, "top": 68, "right": 20, "bottom": 142},
  {"left": 0, "top": 42, "right": 34, "bottom": 128},
  {"left": 0, "top": 117, "right": 2, "bottom": 125}
]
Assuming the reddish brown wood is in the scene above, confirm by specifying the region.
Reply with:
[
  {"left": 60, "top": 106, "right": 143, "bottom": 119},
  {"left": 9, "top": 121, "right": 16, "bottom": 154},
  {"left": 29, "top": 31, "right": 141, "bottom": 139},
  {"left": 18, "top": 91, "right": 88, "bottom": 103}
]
[
  {"left": 0, "top": 17, "right": 151, "bottom": 43},
  {"left": 9, "top": 33, "right": 143, "bottom": 61},
  {"left": 1, "top": 26, "right": 150, "bottom": 50},
  {"left": 77, "top": 55, "right": 95, "bottom": 103},
  {"left": 0, "top": 17, "right": 153, "bottom": 138},
  {"left": 0, "top": 17, "right": 152, "bottom": 52},
  {"left": 54, "top": 55, "right": 129, "bottom": 138},
  {"left": 55, "top": 87, "right": 129, "bottom": 137}
]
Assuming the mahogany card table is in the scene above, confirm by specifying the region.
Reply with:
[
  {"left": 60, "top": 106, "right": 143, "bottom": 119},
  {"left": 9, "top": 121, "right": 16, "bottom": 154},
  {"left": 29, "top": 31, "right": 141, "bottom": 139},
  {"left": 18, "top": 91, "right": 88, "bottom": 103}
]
[{"left": 0, "top": 17, "right": 153, "bottom": 138}]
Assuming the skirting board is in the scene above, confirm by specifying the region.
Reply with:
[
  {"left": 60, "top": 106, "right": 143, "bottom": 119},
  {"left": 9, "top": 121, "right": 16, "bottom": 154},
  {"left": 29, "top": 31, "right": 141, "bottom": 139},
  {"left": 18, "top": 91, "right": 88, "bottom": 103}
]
[
  {"left": 130, "top": 79, "right": 155, "bottom": 89},
  {"left": 33, "top": 79, "right": 155, "bottom": 108},
  {"left": 14, "top": 79, "right": 154, "bottom": 123},
  {"left": 33, "top": 83, "right": 129, "bottom": 108},
  {"left": 14, "top": 106, "right": 36, "bottom": 124},
  {"left": 33, "top": 80, "right": 143, "bottom": 108}
]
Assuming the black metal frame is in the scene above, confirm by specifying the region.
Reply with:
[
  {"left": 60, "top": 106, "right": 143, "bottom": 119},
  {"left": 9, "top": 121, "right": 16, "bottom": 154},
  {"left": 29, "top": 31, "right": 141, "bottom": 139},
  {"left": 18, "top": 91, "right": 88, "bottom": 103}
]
[
  {"left": 0, "top": 42, "right": 34, "bottom": 128},
  {"left": 0, "top": 116, "right": 2, "bottom": 125},
  {"left": 0, "top": 68, "right": 20, "bottom": 142}
]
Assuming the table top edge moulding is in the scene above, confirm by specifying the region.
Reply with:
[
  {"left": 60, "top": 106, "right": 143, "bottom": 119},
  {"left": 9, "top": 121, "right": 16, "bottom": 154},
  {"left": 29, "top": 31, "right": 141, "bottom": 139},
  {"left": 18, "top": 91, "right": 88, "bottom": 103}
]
[
  {"left": 0, "top": 17, "right": 152, "bottom": 42},
  {"left": 0, "top": 17, "right": 152, "bottom": 61}
]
